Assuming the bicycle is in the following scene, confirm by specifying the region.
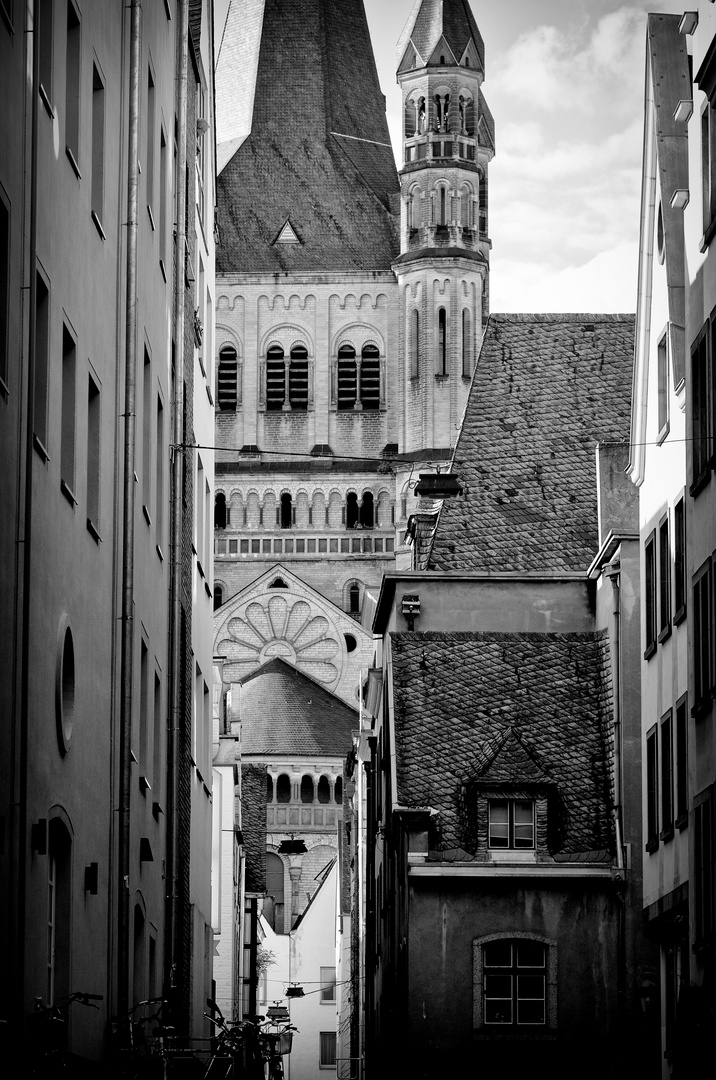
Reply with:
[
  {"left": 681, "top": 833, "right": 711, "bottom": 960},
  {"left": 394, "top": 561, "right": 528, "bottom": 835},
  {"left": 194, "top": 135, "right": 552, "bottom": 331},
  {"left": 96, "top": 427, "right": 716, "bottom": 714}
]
[{"left": 26, "top": 991, "right": 103, "bottom": 1078}]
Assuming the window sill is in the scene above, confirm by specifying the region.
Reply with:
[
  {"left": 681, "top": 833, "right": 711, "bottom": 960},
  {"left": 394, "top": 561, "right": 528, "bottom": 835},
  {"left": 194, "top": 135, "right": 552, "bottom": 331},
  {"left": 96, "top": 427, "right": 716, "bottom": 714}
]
[
  {"left": 197, "top": 559, "right": 205, "bottom": 579},
  {"left": 691, "top": 697, "right": 713, "bottom": 721},
  {"left": 674, "top": 604, "right": 687, "bottom": 627},
  {"left": 33, "top": 433, "right": 50, "bottom": 462},
  {"left": 658, "top": 624, "right": 672, "bottom": 645},
  {"left": 87, "top": 518, "right": 102, "bottom": 543},
  {"left": 66, "top": 146, "right": 82, "bottom": 179},
  {"left": 656, "top": 421, "right": 670, "bottom": 446},
  {"left": 675, "top": 813, "right": 688, "bottom": 831},
  {"left": 690, "top": 469, "right": 711, "bottom": 498},
  {"left": 644, "top": 641, "right": 657, "bottom": 661},
  {"left": 204, "top": 581, "right": 212, "bottom": 600},
  {"left": 91, "top": 210, "right": 106, "bottom": 240},
  {"left": 156, "top": 544, "right": 164, "bottom": 562},
  {"left": 473, "top": 1029, "right": 557, "bottom": 1043},
  {"left": 60, "top": 479, "right": 77, "bottom": 507},
  {"left": 159, "top": 258, "right": 167, "bottom": 283},
  {"left": 143, "top": 504, "right": 152, "bottom": 526},
  {"left": 147, "top": 204, "right": 155, "bottom": 231},
  {"left": 645, "top": 837, "right": 659, "bottom": 853},
  {"left": 0, "top": 5, "right": 13, "bottom": 33},
  {"left": 699, "top": 215, "right": 716, "bottom": 253},
  {"left": 0, "top": 374, "right": 8, "bottom": 400},
  {"left": 139, "top": 775, "right": 152, "bottom": 795},
  {"left": 659, "top": 826, "right": 674, "bottom": 843},
  {"left": 39, "top": 84, "right": 54, "bottom": 119},
  {"left": 435, "top": 374, "right": 449, "bottom": 381}
]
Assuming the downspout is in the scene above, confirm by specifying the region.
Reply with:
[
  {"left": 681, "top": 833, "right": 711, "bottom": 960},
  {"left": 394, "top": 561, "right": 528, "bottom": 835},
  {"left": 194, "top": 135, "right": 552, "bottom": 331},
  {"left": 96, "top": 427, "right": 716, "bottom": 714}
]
[
  {"left": 118, "top": 0, "right": 142, "bottom": 1019},
  {"left": 606, "top": 559, "right": 627, "bottom": 1027},
  {"left": 14, "top": 0, "right": 41, "bottom": 1021},
  {"left": 167, "top": 0, "right": 189, "bottom": 1012}
]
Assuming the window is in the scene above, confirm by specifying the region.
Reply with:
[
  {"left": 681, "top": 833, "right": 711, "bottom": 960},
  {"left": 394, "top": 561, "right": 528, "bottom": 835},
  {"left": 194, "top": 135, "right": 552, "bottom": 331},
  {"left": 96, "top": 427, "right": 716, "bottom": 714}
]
[
  {"left": 691, "top": 323, "right": 713, "bottom": 491},
  {"left": 644, "top": 530, "right": 657, "bottom": 658},
  {"left": 266, "top": 346, "right": 285, "bottom": 410},
  {"left": 657, "top": 331, "right": 669, "bottom": 440},
  {"left": 675, "top": 695, "right": 688, "bottom": 828},
  {"left": 60, "top": 325, "right": 76, "bottom": 499},
  {"left": 279, "top": 493, "right": 293, "bottom": 529},
  {"left": 214, "top": 492, "right": 227, "bottom": 529},
  {"left": 289, "top": 345, "right": 308, "bottom": 410},
  {"left": 155, "top": 396, "right": 164, "bottom": 550},
  {"left": 153, "top": 671, "right": 162, "bottom": 798},
  {"left": 34, "top": 270, "right": 50, "bottom": 453},
  {"left": 142, "top": 348, "right": 152, "bottom": 517},
  {"left": 87, "top": 375, "right": 100, "bottom": 535},
  {"left": 317, "top": 775, "right": 330, "bottom": 804},
  {"left": 39, "top": 0, "right": 53, "bottom": 111},
  {"left": 146, "top": 66, "right": 155, "bottom": 217},
  {"left": 65, "top": 3, "right": 80, "bottom": 172},
  {"left": 660, "top": 710, "right": 674, "bottom": 840},
  {"left": 360, "top": 491, "right": 374, "bottom": 528},
  {"left": 349, "top": 583, "right": 360, "bottom": 614},
  {"left": 266, "top": 852, "right": 285, "bottom": 933},
  {"left": 462, "top": 309, "right": 471, "bottom": 377},
  {"left": 159, "top": 128, "right": 168, "bottom": 272},
  {"left": 346, "top": 493, "right": 359, "bottom": 529},
  {"left": 337, "top": 345, "right": 357, "bottom": 410},
  {"left": 218, "top": 346, "right": 238, "bottom": 411},
  {"left": 702, "top": 99, "right": 716, "bottom": 236},
  {"left": 0, "top": 194, "right": 8, "bottom": 389},
  {"left": 1, "top": 0, "right": 13, "bottom": 31},
  {"left": 47, "top": 819, "right": 71, "bottom": 1006},
  {"left": 694, "top": 793, "right": 714, "bottom": 944},
  {"left": 479, "top": 174, "right": 488, "bottom": 235},
  {"left": 659, "top": 514, "right": 671, "bottom": 640},
  {"left": 139, "top": 639, "right": 149, "bottom": 773},
  {"left": 482, "top": 939, "right": 547, "bottom": 1026},
  {"left": 360, "top": 344, "right": 380, "bottom": 410},
  {"left": 301, "top": 775, "right": 314, "bottom": 803},
  {"left": 91, "top": 64, "right": 105, "bottom": 233},
  {"left": 213, "top": 585, "right": 223, "bottom": 611},
  {"left": 488, "top": 799, "right": 534, "bottom": 850},
  {"left": 437, "top": 308, "right": 447, "bottom": 375},
  {"left": 646, "top": 726, "right": 659, "bottom": 851},
  {"left": 693, "top": 558, "right": 713, "bottom": 712},
  {"left": 460, "top": 185, "right": 472, "bottom": 228},
  {"left": 410, "top": 309, "right": 419, "bottom": 378},
  {"left": 437, "top": 184, "right": 448, "bottom": 226},
  {"left": 196, "top": 456, "right": 204, "bottom": 566},
  {"left": 674, "top": 497, "right": 686, "bottom": 622},
  {"left": 320, "top": 967, "right": 336, "bottom": 1003},
  {"left": 319, "top": 1032, "right": 336, "bottom": 1068}
]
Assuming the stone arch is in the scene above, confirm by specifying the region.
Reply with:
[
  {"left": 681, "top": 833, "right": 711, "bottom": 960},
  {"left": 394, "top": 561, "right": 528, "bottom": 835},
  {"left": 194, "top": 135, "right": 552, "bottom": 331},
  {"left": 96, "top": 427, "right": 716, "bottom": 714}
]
[
  {"left": 263, "top": 490, "right": 277, "bottom": 528},
  {"left": 343, "top": 578, "right": 363, "bottom": 615},
  {"left": 332, "top": 323, "right": 386, "bottom": 358},
  {"left": 312, "top": 490, "right": 327, "bottom": 527},
  {"left": 295, "top": 490, "right": 310, "bottom": 529},
  {"left": 327, "top": 490, "right": 343, "bottom": 529},
  {"left": 260, "top": 324, "right": 314, "bottom": 358},
  {"left": 376, "top": 489, "right": 392, "bottom": 528}
]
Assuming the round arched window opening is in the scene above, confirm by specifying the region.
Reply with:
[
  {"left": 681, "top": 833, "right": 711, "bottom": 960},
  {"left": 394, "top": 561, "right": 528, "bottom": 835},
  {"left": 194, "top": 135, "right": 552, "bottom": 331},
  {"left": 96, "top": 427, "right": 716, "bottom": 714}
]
[
  {"left": 334, "top": 777, "right": 343, "bottom": 804},
  {"left": 317, "top": 776, "right": 331, "bottom": 804},
  {"left": 56, "top": 623, "right": 75, "bottom": 755},
  {"left": 266, "top": 774, "right": 274, "bottom": 802},
  {"left": 276, "top": 774, "right": 291, "bottom": 803},
  {"left": 344, "top": 633, "right": 357, "bottom": 653},
  {"left": 656, "top": 201, "right": 665, "bottom": 265},
  {"left": 214, "top": 585, "right": 224, "bottom": 611},
  {"left": 301, "top": 775, "right": 315, "bottom": 803}
]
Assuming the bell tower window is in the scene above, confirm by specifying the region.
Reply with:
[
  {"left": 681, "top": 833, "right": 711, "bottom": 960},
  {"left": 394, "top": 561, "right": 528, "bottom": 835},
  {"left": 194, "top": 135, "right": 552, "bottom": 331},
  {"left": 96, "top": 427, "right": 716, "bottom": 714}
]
[
  {"left": 438, "top": 308, "right": 447, "bottom": 375},
  {"left": 462, "top": 309, "right": 472, "bottom": 378},
  {"left": 346, "top": 492, "right": 359, "bottom": 529},
  {"left": 217, "top": 346, "right": 238, "bottom": 411},
  {"left": 410, "top": 310, "right": 420, "bottom": 378},
  {"left": 289, "top": 345, "right": 308, "bottom": 410},
  {"left": 266, "top": 346, "right": 285, "bottom": 410},
  {"left": 280, "top": 493, "right": 293, "bottom": 529},
  {"left": 337, "top": 345, "right": 357, "bottom": 410},
  {"left": 360, "top": 491, "right": 374, "bottom": 528},
  {"left": 360, "top": 345, "right": 380, "bottom": 411}
]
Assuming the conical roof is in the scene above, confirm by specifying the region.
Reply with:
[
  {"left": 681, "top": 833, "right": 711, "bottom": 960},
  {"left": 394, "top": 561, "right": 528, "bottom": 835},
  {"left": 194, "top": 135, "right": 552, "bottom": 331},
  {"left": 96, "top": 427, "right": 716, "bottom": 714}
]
[
  {"left": 397, "top": 0, "right": 484, "bottom": 72},
  {"left": 216, "top": 0, "right": 399, "bottom": 273}
]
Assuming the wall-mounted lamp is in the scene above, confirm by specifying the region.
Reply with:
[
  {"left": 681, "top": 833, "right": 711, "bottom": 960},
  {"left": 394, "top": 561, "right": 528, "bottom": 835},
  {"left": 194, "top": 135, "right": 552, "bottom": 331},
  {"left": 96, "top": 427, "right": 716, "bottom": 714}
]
[{"left": 401, "top": 593, "right": 421, "bottom": 631}]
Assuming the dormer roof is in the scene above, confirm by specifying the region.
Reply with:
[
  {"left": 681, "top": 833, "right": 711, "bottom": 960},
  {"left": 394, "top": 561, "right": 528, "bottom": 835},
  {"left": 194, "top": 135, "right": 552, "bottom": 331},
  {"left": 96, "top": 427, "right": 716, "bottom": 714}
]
[{"left": 397, "top": 0, "right": 485, "bottom": 74}]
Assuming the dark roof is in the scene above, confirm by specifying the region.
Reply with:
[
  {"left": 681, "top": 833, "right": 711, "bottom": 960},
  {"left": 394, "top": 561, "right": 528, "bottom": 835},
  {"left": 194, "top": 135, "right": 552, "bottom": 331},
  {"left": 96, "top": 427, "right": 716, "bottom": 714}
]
[
  {"left": 400, "top": 0, "right": 485, "bottom": 71},
  {"left": 390, "top": 631, "right": 615, "bottom": 859},
  {"left": 241, "top": 764, "right": 268, "bottom": 893},
  {"left": 428, "top": 314, "right": 635, "bottom": 573},
  {"left": 238, "top": 658, "right": 357, "bottom": 756},
  {"left": 217, "top": 0, "right": 399, "bottom": 273}
]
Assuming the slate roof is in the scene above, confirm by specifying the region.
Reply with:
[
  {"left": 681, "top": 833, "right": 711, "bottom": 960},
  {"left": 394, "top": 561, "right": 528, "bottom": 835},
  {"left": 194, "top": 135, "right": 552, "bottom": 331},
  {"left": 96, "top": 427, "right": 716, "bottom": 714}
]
[
  {"left": 217, "top": 0, "right": 399, "bottom": 273},
  {"left": 390, "top": 631, "right": 615, "bottom": 859},
  {"left": 238, "top": 658, "right": 357, "bottom": 756},
  {"left": 428, "top": 314, "right": 635, "bottom": 573},
  {"left": 398, "top": 0, "right": 485, "bottom": 70},
  {"left": 241, "top": 763, "right": 268, "bottom": 894}
]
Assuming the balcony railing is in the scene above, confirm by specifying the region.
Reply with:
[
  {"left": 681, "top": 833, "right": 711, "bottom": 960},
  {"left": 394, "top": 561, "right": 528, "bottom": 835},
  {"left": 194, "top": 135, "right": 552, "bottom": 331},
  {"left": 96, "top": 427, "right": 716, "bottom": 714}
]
[{"left": 267, "top": 804, "right": 341, "bottom": 830}]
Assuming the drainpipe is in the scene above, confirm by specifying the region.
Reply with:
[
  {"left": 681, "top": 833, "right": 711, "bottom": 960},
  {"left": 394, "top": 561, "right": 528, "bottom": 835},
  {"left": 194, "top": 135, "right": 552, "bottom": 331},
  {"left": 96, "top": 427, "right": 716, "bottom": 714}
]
[
  {"left": 13, "top": 0, "right": 41, "bottom": 1023},
  {"left": 167, "top": 0, "right": 189, "bottom": 1017},
  {"left": 606, "top": 559, "right": 627, "bottom": 1028},
  {"left": 118, "top": 0, "right": 142, "bottom": 1020}
]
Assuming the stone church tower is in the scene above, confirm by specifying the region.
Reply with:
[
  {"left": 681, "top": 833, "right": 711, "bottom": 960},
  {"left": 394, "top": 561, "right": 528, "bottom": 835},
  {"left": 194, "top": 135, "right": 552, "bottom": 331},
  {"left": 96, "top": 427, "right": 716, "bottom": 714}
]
[{"left": 212, "top": 0, "right": 494, "bottom": 616}]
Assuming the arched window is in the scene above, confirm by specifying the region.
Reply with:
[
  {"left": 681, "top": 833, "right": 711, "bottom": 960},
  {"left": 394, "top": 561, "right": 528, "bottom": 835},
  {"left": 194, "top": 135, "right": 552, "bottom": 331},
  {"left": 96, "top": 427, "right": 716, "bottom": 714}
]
[
  {"left": 408, "top": 188, "right": 420, "bottom": 233},
  {"left": 217, "top": 346, "right": 238, "bottom": 411},
  {"left": 337, "top": 345, "right": 357, "bottom": 410},
  {"left": 346, "top": 492, "right": 359, "bottom": 529},
  {"left": 266, "top": 853, "right": 286, "bottom": 933},
  {"left": 269, "top": 577, "right": 288, "bottom": 589},
  {"left": 479, "top": 174, "right": 488, "bottom": 235},
  {"left": 410, "top": 309, "right": 420, "bottom": 378},
  {"left": 404, "top": 97, "right": 416, "bottom": 139},
  {"left": 214, "top": 492, "right": 227, "bottom": 529},
  {"left": 461, "top": 185, "right": 473, "bottom": 228},
  {"left": 213, "top": 585, "right": 223, "bottom": 611},
  {"left": 438, "top": 308, "right": 447, "bottom": 375},
  {"left": 462, "top": 309, "right": 472, "bottom": 378},
  {"left": 47, "top": 819, "right": 72, "bottom": 1005},
  {"left": 266, "top": 774, "right": 274, "bottom": 802},
  {"left": 360, "top": 345, "right": 380, "bottom": 410},
  {"left": 317, "top": 775, "right": 331, "bottom": 804},
  {"left": 266, "top": 346, "right": 285, "bottom": 410},
  {"left": 133, "top": 904, "right": 146, "bottom": 1006},
  {"left": 438, "top": 186, "right": 448, "bottom": 226},
  {"left": 289, "top": 345, "right": 308, "bottom": 410},
  {"left": 334, "top": 777, "right": 343, "bottom": 804},
  {"left": 276, "top": 774, "right": 291, "bottom": 803},
  {"left": 349, "top": 583, "right": 360, "bottom": 614},
  {"left": 280, "top": 493, "right": 293, "bottom": 529},
  {"left": 473, "top": 935, "right": 557, "bottom": 1034},
  {"left": 418, "top": 97, "right": 426, "bottom": 133},
  {"left": 360, "top": 491, "right": 374, "bottom": 528},
  {"left": 301, "top": 775, "right": 315, "bottom": 803}
]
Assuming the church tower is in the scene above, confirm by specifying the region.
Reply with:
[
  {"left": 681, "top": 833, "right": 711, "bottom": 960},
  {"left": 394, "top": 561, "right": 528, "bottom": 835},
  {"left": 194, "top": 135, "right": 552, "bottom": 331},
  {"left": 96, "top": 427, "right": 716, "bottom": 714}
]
[{"left": 395, "top": 0, "right": 495, "bottom": 453}]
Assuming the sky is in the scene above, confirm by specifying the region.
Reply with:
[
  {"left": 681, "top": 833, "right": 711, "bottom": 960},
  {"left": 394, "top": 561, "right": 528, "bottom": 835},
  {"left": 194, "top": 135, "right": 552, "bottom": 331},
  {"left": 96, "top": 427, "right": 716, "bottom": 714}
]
[{"left": 363, "top": 0, "right": 681, "bottom": 313}]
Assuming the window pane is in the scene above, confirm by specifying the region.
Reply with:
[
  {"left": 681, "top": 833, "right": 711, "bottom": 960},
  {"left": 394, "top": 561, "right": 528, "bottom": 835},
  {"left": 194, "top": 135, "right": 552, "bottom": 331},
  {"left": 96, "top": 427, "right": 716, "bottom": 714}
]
[
  {"left": 483, "top": 940, "right": 512, "bottom": 967},
  {"left": 485, "top": 974, "right": 512, "bottom": 998},
  {"left": 517, "top": 941, "right": 545, "bottom": 968},
  {"left": 517, "top": 998, "right": 545, "bottom": 1025},
  {"left": 319, "top": 1031, "right": 336, "bottom": 1067},
  {"left": 488, "top": 801, "right": 509, "bottom": 847},
  {"left": 513, "top": 800, "right": 535, "bottom": 848}
]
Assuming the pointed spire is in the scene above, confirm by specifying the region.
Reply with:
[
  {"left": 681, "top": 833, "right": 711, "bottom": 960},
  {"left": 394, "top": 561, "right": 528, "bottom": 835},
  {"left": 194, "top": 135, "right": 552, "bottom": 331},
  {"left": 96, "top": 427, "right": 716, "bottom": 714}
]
[{"left": 398, "top": 0, "right": 485, "bottom": 73}]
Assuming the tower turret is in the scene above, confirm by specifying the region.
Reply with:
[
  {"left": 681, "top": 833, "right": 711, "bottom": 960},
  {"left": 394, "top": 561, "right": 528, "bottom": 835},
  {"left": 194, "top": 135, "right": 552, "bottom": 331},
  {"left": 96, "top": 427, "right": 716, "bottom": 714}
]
[{"left": 394, "top": 0, "right": 495, "bottom": 453}]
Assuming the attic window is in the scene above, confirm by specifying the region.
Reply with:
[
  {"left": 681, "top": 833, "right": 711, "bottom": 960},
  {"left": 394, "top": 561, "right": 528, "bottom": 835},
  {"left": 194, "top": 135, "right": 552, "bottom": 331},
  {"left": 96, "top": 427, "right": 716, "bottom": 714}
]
[
  {"left": 269, "top": 577, "right": 288, "bottom": 589},
  {"left": 488, "top": 799, "right": 535, "bottom": 850},
  {"left": 274, "top": 219, "right": 301, "bottom": 245}
]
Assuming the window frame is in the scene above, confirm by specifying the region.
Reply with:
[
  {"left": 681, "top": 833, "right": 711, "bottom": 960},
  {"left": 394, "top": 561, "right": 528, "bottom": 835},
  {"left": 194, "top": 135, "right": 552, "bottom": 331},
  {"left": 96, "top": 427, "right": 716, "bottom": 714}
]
[
  {"left": 0, "top": 187, "right": 8, "bottom": 394},
  {"left": 675, "top": 693, "right": 689, "bottom": 830},
  {"left": 487, "top": 798, "right": 535, "bottom": 851},
  {"left": 660, "top": 709, "right": 674, "bottom": 842},
  {"left": 644, "top": 529, "right": 657, "bottom": 659},
  {"left": 320, "top": 966, "right": 336, "bottom": 1004},
  {"left": 472, "top": 934, "right": 557, "bottom": 1038},
  {"left": 693, "top": 788, "right": 715, "bottom": 948},
  {"left": 65, "top": 2, "right": 81, "bottom": 176},
  {"left": 674, "top": 496, "right": 687, "bottom": 624},
  {"left": 646, "top": 724, "right": 659, "bottom": 852},
  {"left": 657, "top": 328, "right": 670, "bottom": 443},
  {"left": 692, "top": 556, "right": 713, "bottom": 716},
  {"left": 319, "top": 1030, "right": 336, "bottom": 1068},
  {"left": 658, "top": 512, "right": 672, "bottom": 643}
]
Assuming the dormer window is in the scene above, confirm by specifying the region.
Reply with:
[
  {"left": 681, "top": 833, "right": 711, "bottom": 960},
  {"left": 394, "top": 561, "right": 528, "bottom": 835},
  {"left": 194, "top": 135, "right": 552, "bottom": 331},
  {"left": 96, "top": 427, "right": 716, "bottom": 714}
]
[{"left": 488, "top": 799, "right": 535, "bottom": 850}]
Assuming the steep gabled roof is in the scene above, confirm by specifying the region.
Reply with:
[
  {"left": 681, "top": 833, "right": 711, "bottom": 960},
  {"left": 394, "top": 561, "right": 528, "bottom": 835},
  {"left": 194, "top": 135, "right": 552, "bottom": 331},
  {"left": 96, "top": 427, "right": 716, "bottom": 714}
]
[
  {"left": 238, "top": 658, "right": 357, "bottom": 757},
  {"left": 390, "top": 631, "right": 615, "bottom": 858},
  {"left": 428, "top": 314, "right": 635, "bottom": 573},
  {"left": 397, "top": 0, "right": 485, "bottom": 72},
  {"left": 217, "top": 0, "right": 399, "bottom": 273}
]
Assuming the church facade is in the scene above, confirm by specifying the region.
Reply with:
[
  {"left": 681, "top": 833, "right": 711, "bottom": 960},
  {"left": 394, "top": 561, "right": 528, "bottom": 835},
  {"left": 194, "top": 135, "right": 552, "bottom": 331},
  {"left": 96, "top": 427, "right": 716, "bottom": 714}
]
[{"left": 212, "top": 0, "right": 494, "bottom": 617}]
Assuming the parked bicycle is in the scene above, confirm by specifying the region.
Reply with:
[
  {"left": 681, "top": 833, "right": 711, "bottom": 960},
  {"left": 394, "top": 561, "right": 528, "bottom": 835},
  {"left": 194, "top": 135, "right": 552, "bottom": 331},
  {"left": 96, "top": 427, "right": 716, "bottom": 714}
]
[{"left": 26, "top": 991, "right": 103, "bottom": 1078}]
